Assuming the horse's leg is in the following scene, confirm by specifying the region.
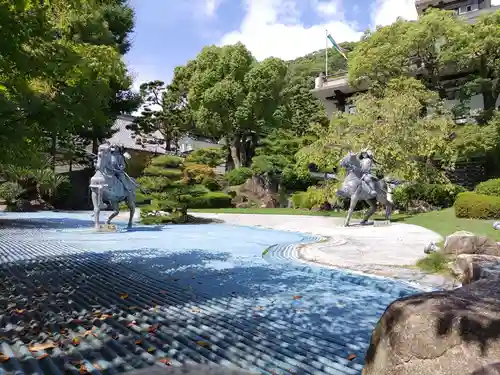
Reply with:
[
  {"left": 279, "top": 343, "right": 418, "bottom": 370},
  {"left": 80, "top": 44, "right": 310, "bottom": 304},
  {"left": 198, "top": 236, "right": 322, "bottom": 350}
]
[
  {"left": 91, "top": 189, "right": 100, "bottom": 229},
  {"left": 361, "top": 199, "right": 377, "bottom": 225},
  {"left": 344, "top": 195, "right": 358, "bottom": 227},
  {"left": 384, "top": 201, "right": 393, "bottom": 224},
  {"left": 106, "top": 200, "right": 120, "bottom": 225},
  {"left": 126, "top": 195, "right": 135, "bottom": 229}
]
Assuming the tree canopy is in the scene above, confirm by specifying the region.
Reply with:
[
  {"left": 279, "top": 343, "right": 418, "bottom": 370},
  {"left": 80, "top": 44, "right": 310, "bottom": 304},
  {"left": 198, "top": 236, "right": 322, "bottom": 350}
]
[{"left": 0, "top": 0, "right": 137, "bottom": 166}]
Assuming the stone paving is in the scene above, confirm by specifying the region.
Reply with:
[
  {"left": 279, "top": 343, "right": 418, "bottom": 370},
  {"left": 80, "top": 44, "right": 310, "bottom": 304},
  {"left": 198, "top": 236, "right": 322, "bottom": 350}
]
[
  {"left": 0, "top": 211, "right": 426, "bottom": 375},
  {"left": 193, "top": 213, "right": 457, "bottom": 291}
]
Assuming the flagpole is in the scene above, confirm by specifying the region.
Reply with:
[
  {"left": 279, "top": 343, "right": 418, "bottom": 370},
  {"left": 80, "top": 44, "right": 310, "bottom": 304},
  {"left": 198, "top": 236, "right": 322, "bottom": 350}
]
[{"left": 325, "top": 29, "right": 328, "bottom": 76}]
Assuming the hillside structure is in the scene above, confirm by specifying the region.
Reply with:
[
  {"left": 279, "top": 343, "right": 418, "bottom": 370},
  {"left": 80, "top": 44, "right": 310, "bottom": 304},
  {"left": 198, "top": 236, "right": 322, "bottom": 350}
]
[{"left": 312, "top": 0, "right": 500, "bottom": 119}]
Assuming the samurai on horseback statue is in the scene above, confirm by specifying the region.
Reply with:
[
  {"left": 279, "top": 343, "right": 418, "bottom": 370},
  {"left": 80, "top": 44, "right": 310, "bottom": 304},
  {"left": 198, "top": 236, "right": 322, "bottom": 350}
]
[
  {"left": 89, "top": 143, "right": 142, "bottom": 230},
  {"left": 336, "top": 149, "right": 400, "bottom": 227}
]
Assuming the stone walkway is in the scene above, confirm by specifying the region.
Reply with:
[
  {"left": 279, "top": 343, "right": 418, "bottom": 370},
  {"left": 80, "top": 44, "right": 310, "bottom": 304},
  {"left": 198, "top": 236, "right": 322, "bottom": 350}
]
[{"left": 193, "top": 213, "right": 458, "bottom": 291}]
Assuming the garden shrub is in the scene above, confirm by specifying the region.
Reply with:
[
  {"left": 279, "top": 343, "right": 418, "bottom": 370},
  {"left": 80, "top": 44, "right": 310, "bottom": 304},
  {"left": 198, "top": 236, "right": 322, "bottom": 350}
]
[
  {"left": 475, "top": 178, "right": 500, "bottom": 197},
  {"left": 291, "top": 186, "right": 326, "bottom": 209},
  {"left": 225, "top": 167, "right": 252, "bottom": 186},
  {"left": 183, "top": 163, "right": 215, "bottom": 184},
  {"left": 150, "top": 155, "right": 183, "bottom": 168},
  {"left": 201, "top": 176, "right": 221, "bottom": 191},
  {"left": 140, "top": 206, "right": 188, "bottom": 225},
  {"left": 454, "top": 192, "right": 500, "bottom": 219},
  {"left": 136, "top": 176, "right": 171, "bottom": 192},
  {"left": 143, "top": 165, "right": 184, "bottom": 179},
  {"left": 185, "top": 147, "right": 225, "bottom": 167},
  {"left": 393, "top": 183, "right": 466, "bottom": 209},
  {"left": 187, "top": 191, "right": 233, "bottom": 208},
  {"left": 0, "top": 182, "right": 25, "bottom": 204}
]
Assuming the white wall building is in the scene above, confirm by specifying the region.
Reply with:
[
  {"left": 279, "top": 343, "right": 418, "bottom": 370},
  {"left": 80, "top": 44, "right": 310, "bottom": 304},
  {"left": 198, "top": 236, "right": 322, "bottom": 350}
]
[{"left": 312, "top": 0, "right": 500, "bottom": 119}]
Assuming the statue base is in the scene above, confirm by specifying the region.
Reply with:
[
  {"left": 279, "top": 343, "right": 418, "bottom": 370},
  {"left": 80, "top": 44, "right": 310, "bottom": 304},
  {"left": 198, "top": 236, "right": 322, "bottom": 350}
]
[
  {"left": 374, "top": 220, "right": 391, "bottom": 227},
  {"left": 96, "top": 224, "right": 117, "bottom": 232}
]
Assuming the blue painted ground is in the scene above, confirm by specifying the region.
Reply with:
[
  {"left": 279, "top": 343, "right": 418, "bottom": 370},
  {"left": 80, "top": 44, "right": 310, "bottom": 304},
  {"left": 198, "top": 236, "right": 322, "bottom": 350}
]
[{"left": 0, "top": 212, "right": 420, "bottom": 375}]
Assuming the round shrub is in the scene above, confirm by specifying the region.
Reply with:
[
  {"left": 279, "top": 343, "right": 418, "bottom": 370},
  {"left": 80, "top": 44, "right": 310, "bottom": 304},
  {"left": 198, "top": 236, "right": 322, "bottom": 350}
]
[
  {"left": 291, "top": 186, "right": 326, "bottom": 209},
  {"left": 150, "top": 155, "right": 183, "bottom": 168},
  {"left": 475, "top": 178, "right": 500, "bottom": 197},
  {"left": 454, "top": 192, "right": 500, "bottom": 219},
  {"left": 187, "top": 192, "right": 233, "bottom": 208},
  {"left": 392, "top": 183, "right": 466, "bottom": 209},
  {"left": 136, "top": 176, "right": 171, "bottom": 192},
  {"left": 202, "top": 176, "right": 221, "bottom": 191},
  {"left": 183, "top": 163, "right": 215, "bottom": 184},
  {"left": 225, "top": 167, "right": 252, "bottom": 186},
  {"left": 185, "top": 147, "right": 225, "bottom": 167}
]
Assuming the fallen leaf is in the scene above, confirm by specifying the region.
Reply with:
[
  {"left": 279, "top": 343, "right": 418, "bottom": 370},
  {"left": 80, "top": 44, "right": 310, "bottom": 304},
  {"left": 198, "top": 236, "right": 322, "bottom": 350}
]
[
  {"left": 99, "top": 314, "right": 113, "bottom": 320},
  {"left": 159, "top": 358, "right": 172, "bottom": 365},
  {"left": 254, "top": 306, "right": 265, "bottom": 311},
  {"left": 14, "top": 309, "right": 25, "bottom": 314},
  {"left": 126, "top": 321, "right": 136, "bottom": 327},
  {"left": 147, "top": 346, "right": 155, "bottom": 353},
  {"left": 37, "top": 353, "right": 49, "bottom": 360},
  {"left": 29, "top": 342, "right": 55, "bottom": 352},
  {"left": 92, "top": 311, "right": 102, "bottom": 317},
  {"left": 147, "top": 324, "right": 159, "bottom": 334},
  {"left": 135, "top": 339, "right": 143, "bottom": 345},
  {"left": 191, "top": 307, "right": 201, "bottom": 313},
  {"left": 119, "top": 293, "right": 128, "bottom": 299},
  {"left": 79, "top": 364, "right": 89, "bottom": 374},
  {"left": 196, "top": 340, "right": 210, "bottom": 348},
  {"left": 72, "top": 337, "right": 80, "bottom": 346},
  {"left": 347, "top": 353, "right": 356, "bottom": 361},
  {"left": 0, "top": 352, "right": 9, "bottom": 362},
  {"left": 128, "top": 306, "right": 138, "bottom": 311},
  {"left": 293, "top": 296, "right": 302, "bottom": 300},
  {"left": 83, "top": 330, "right": 96, "bottom": 338}
]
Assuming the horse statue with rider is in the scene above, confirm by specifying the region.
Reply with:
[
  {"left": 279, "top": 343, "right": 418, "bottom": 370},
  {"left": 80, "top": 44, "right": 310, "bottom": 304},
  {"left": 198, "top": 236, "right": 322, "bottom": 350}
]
[
  {"left": 336, "top": 149, "right": 400, "bottom": 227},
  {"left": 89, "top": 143, "right": 141, "bottom": 230}
]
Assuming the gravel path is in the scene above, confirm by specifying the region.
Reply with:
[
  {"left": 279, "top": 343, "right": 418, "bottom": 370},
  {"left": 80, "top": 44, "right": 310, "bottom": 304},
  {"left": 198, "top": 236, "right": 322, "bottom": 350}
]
[{"left": 193, "top": 213, "right": 458, "bottom": 290}]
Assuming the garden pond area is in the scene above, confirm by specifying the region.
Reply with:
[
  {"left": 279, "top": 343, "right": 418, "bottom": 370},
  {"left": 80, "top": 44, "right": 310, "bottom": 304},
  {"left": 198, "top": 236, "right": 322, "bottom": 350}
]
[{"left": 0, "top": 212, "right": 422, "bottom": 375}]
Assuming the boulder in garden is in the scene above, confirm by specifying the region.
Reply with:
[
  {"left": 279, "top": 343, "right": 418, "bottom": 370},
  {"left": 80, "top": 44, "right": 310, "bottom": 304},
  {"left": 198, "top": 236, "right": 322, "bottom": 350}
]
[
  {"left": 443, "top": 231, "right": 500, "bottom": 256},
  {"left": 362, "top": 279, "right": 500, "bottom": 375}
]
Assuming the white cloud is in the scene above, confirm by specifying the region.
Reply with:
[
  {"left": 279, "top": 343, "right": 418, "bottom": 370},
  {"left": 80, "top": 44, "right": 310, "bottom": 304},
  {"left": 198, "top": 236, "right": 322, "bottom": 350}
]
[
  {"left": 203, "top": 0, "right": 223, "bottom": 16},
  {"left": 493, "top": 0, "right": 500, "bottom": 5},
  {"left": 219, "top": 0, "right": 362, "bottom": 61},
  {"left": 312, "top": 0, "right": 343, "bottom": 18},
  {"left": 370, "top": 0, "right": 418, "bottom": 28}
]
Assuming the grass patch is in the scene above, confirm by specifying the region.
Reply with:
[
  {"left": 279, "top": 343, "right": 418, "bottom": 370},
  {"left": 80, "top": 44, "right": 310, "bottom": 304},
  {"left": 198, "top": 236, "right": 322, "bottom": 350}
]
[
  {"left": 416, "top": 252, "right": 450, "bottom": 274},
  {"left": 190, "top": 207, "right": 500, "bottom": 240}
]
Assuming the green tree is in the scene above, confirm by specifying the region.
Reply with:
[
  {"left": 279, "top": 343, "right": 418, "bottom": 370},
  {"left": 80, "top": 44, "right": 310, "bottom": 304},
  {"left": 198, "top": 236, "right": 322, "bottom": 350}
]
[
  {"left": 178, "top": 43, "right": 288, "bottom": 168},
  {"left": 348, "top": 9, "right": 467, "bottom": 98},
  {"left": 297, "top": 78, "right": 457, "bottom": 182},
  {"left": 452, "top": 10, "right": 500, "bottom": 123},
  {"left": 131, "top": 80, "right": 194, "bottom": 151}
]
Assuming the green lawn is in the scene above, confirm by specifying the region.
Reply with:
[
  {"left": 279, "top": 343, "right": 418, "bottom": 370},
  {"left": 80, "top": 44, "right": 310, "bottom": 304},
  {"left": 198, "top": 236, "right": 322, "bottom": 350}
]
[{"left": 190, "top": 207, "right": 500, "bottom": 240}]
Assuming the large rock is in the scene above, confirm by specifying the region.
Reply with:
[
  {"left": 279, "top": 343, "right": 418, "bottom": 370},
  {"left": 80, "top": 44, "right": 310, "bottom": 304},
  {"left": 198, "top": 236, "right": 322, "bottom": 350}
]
[
  {"left": 443, "top": 231, "right": 500, "bottom": 256},
  {"left": 450, "top": 254, "right": 500, "bottom": 285},
  {"left": 363, "top": 280, "right": 500, "bottom": 375}
]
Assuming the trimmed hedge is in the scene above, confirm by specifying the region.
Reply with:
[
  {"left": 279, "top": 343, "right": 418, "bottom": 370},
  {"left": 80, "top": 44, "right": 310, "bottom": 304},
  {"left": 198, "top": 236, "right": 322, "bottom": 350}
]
[
  {"left": 393, "top": 183, "right": 466, "bottom": 209},
  {"left": 136, "top": 176, "right": 171, "bottom": 191},
  {"left": 225, "top": 167, "right": 252, "bottom": 186},
  {"left": 454, "top": 192, "right": 500, "bottom": 219},
  {"left": 150, "top": 155, "right": 183, "bottom": 168},
  {"left": 142, "top": 166, "right": 183, "bottom": 179},
  {"left": 187, "top": 192, "right": 232, "bottom": 208},
  {"left": 475, "top": 178, "right": 500, "bottom": 197}
]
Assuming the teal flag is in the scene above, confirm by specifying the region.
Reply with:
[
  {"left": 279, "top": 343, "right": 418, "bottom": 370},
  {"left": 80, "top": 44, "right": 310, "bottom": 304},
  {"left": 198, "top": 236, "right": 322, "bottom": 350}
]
[{"left": 327, "top": 34, "right": 347, "bottom": 60}]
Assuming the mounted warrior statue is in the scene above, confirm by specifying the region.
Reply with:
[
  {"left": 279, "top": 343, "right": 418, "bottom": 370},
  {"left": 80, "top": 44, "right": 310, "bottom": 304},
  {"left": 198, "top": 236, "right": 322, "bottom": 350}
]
[
  {"left": 336, "top": 149, "right": 399, "bottom": 227},
  {"left": 89, "top": 143, "right": 140, "bottom": 229}
]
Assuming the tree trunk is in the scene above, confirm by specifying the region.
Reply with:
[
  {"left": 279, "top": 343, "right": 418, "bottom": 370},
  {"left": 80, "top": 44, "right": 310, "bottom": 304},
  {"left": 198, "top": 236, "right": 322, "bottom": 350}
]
[
  {"left": 480, "top": 85, "right": 499, "bottom": 124},
  {"left": 92, "top": 138, "right": 99, "bottom": 155},
  {"left": 230, "top": 136, "right": 242, "bottom": 169},
  {"left": 50, "top": 134, "right": 57, "bottom": 171}
]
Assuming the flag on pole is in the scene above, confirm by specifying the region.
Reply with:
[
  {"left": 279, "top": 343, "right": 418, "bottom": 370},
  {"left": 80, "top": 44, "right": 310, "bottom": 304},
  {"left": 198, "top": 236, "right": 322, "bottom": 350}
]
[{"left": 326, "top": 34, "right": 347, "bottom": 60}]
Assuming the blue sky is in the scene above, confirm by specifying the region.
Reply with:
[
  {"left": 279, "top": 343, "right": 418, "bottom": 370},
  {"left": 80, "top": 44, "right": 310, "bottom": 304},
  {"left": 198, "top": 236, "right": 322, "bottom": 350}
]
[{"left": 124, "top": 0, "right": 498, "bottom": 90}]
